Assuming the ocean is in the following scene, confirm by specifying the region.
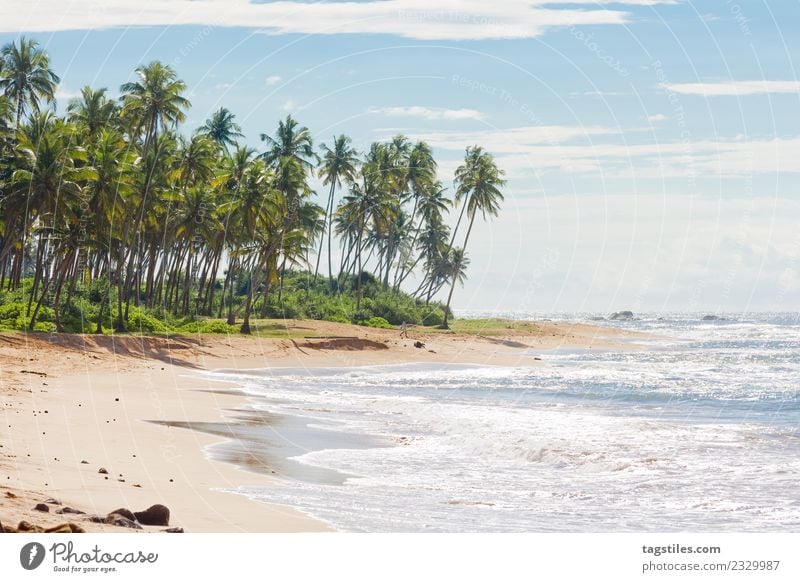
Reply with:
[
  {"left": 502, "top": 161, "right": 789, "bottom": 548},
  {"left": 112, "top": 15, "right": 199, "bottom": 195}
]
[{"left": 205, "top": 313, "right": 800, "bottom": 532}]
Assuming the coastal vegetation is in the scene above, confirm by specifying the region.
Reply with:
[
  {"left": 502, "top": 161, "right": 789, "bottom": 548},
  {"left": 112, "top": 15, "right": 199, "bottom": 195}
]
[{"left": 0, "top": 37, "right": 505, "bottom": 335}]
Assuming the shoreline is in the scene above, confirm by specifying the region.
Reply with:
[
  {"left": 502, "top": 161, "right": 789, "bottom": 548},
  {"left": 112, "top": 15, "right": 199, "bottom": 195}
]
[{"left": 1, "top": 319, "right": 642, "bottom": 533}]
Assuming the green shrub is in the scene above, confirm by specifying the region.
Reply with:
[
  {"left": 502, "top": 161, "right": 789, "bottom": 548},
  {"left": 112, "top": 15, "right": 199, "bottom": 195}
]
[
  {"left": 361, "top": 316, "right": 392, "bottom": 329},
  {"left": 419, "top": 307, "right": 445, "bottom": 327},
  {"left": 0, "top": 270, "right": 449, "bottom": 336},
  {"left": 126, "top": 305, "right": 169, "bottom": 334},
  {"left": 323, "top": 314, "right": 350, "bottom": 324},
  {"left": 32, "top": 321, "right": 56, "bottom": 332},
  {"left": 178, "top": 319, "right": 237, "bottom": 334},
  {"left": 0, "top": 302, "right": 24, "bottom": 327}
]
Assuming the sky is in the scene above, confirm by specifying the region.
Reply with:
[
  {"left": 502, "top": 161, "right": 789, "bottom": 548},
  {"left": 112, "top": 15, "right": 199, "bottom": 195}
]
[{"left": 2, "top": 0, "right": 800, "bottom": 314}]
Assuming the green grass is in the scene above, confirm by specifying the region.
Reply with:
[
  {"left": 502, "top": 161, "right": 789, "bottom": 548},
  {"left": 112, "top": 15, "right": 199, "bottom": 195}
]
[{"left": 428, "top": 318, "right": 542, "bottom": 336}]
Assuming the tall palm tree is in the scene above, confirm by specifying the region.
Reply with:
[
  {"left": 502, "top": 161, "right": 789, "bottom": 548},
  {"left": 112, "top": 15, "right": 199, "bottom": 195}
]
[
  {"left": 442, "top": 147, "right": 505, "bottom": 328},
  {"left": 0, "top": 37, "right": 60, "bottom": 127},
  {"left": 118, "top": 63, "right": 188, "bottom": 324},
  {"left": 11, "top": 114, "right": 96, "bottom": 328},
  {"left": 395, "top": 181, "right": 450, "bottom": 290},
  {"left": 315, "top": 135, "right": 358, "bottom": 285},
  {"left": 174, "top": 134, "right": 217, "bottom": 190},
  {"left": 67, "top": 87, "right": 118, "bottom": 143},
  {"left": 85, "top": 128, "right": 136, "bottom": 332},
  {"left": 0, "top": 93, "right": 12, "bottom": 138},
  {"left": 120, "top": 61, "right": 189, "bottom": 156},
  {"left": 259, "top": 115, "right": 317, "bottom": 170},
  {"left": 440, "top": 247, "right": 470, "bottom": 322},
  {"left": 0, "top": 93, "right": 12, "bottom": 188},
  {"left": 198, "top": 107, "right": 243, "bottom": 151},
  {"left": 392, "top": 142, "right": 440, "bottom": 289},
  {"left": 240, "top": 158, "right": 313, "bottom": 334}
]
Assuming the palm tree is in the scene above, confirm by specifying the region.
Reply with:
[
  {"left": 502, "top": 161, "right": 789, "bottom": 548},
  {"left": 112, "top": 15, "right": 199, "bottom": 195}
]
[
  {"left": 259, "top": 115, "right": 317, "bottom": 170},
  {"left": 441, "top": 147, "right": 505, "bottom": 328},
  {"left": 174, "top": 134, "right": 217, "bottom": 190},
  {"left": 0, "top": 37, "right": 60, "bottom": 126},
  {"left": 118, "top": 63, "right": 188, "bottom": 324},
  {"left": 409, "top": 215, "right": 451, "bottom": 302},
  {"left": 315, "top": 135, "right": 358, "bottom": 285},
  {"left": 120, "top": 61, "right": 189, "bottom": 156},
  {"left": 396, "top": 181, "right": 450, "bottom": 290},
  {"left": 440, "top": 247, "right": 470, "bottom": 322},
  {"left": 240, "top": 158, "right": 311, "bottom": 334},
  {"left": 85, "top": 128, "right": 136, "bottom": 332},
  {"left": 198, "top": 107, "right": 242, "bottom": 151},
  {"left": 392, "top": 143, "right": 441, "bottom": 289},
  {"left": 0, "top": 93, "right": 13, "bottom": 195},
  {"left": 67, "top": 87, "right": 118, "bottom": 143},
  {"left": 10, "top": 113, "right": 96, "bottom": 329}
]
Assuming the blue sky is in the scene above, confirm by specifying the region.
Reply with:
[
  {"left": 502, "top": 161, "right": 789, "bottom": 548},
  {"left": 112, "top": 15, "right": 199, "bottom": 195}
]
[{"left": 3, "top": 1, "right": 800, "bottom": 313}]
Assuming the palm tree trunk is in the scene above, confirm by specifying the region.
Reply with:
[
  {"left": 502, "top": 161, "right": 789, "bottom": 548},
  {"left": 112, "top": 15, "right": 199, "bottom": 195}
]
[
  {"left": 312, "top": 181, "right": 335, "bottom": 285},
  {"left": 442, "top": 213, "right": 476, "bottom": 329},
  {"left": 427, "top": 199, "right": 468, "bottom": 304},
  {"left": 240, "top": 260, "right": 262, "bottom": 334},
  {"left": 393, "top": 197, "right": 420, "bottom": 289},
  {"left": 52, "top": 253, "right": 74, "bottom": 333},
  {"left": 354, "top": 225, "right": 365, "bottom": 316}
]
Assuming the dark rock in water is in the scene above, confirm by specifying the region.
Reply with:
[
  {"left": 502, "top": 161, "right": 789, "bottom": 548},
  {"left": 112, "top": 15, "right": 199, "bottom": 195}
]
[
  {"left": 33, "top": 503, "right": 50, "bottom": 513},
  {"left": 163, "top": 527, "right": 184, "bottom": 533},
  {"left": 108, "top": 508, "right": 136, "bottom": 521},
  {"left": 702, "top": 315, "right": 722, "bottom": 321},
  {"left": 134, "top": 504, "right": 170, "bottom": 526},
  {"left": 98, "top": 467, "right": 109, "bottom": 474},
  {"left": 105, "top": 514, "right": 143, "bottom": 529},
  {"left": 55, "top": 507, "right": 85, "bottom": 515},
  {"left": 609, "top": 311, "right": 634, "bottom": 320}
]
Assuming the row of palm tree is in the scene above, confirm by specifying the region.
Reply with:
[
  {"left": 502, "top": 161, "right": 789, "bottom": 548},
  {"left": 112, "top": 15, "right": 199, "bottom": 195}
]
[{"left": 0, "top": 36, "right": 505, "bottom": 333}]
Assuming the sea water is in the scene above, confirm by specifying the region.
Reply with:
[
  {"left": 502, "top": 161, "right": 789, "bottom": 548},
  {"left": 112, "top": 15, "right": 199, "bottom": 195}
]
[{"left": 209, "top": 313, "right": 800, "bottom": 532}]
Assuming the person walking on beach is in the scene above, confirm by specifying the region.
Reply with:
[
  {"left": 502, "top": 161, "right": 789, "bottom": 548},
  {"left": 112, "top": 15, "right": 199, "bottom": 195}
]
[{"left": 400, "top": 321, "right": 409, "bottom": 338}]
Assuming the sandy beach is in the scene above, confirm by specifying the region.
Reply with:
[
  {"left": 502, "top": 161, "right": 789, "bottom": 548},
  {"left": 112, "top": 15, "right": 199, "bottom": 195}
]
[{"left": 1, "top": 320, "right": 639, "bottom": 533}]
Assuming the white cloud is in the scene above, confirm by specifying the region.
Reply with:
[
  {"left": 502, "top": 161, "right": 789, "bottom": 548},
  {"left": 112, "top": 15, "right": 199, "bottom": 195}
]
[
  {"left": 647, "top": 113, "right": 667, "bottom": 122},
  {"left": 662, "top": 80, "right": 800, "bottom": 96},
  {"left": 265, "top": 75, "right": 282, "bottom": 86},
  {"left": 393, "top": 125, "right": 620, "bottom": 153},
  {"left": 519, "top": 136, "right": 800, "bottom": 176},
  {"left": 0, "top": 0, "right": 676, "bottom": 40},
  {"left": 54, "top": 85, "right": 80, "bottom": 101},
  {"left": 371, "top": 106, "right": 484, "bottom": 121},
  {"left": 397, "top": 124, "right": 800, "bottom": 177}
]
